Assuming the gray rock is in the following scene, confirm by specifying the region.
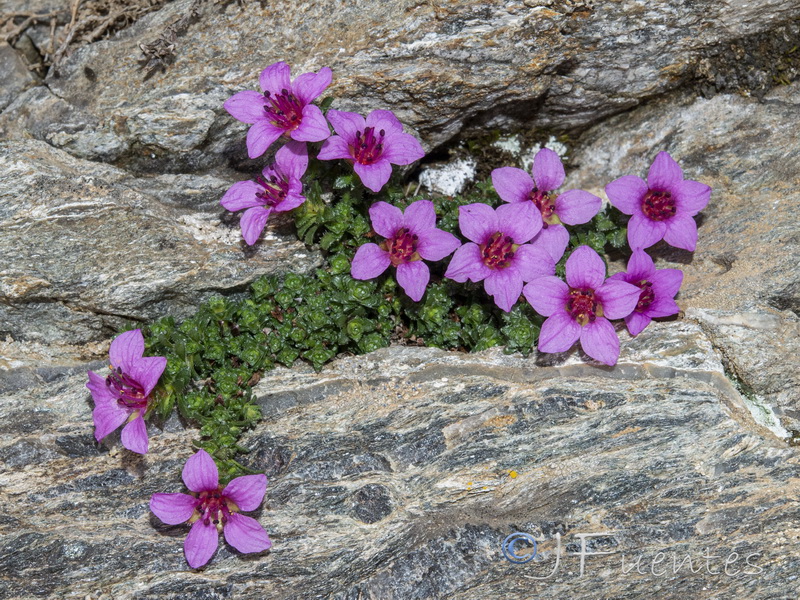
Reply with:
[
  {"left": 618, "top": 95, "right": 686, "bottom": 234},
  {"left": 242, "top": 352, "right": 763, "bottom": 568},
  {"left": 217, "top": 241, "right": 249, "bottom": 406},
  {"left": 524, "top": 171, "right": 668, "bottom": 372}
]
[
  {"left": 567, "top": 82, "right": 800, "bottom": 437},
  {"left": 2, "top": 0, "right": 800, "bottom": 171},
  {"left": 1, "top": 332, "right": 797, "bottom": 599},
  {"left": 0, "top": 140, "right": 321, "bottom": 360},
  {"left": 0, "top": 43, "right": 39, "bottom": 112}
]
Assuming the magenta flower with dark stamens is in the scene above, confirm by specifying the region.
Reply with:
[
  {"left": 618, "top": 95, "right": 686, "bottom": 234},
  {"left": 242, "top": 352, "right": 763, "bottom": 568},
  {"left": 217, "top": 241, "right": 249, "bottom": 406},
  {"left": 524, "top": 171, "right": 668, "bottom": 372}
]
[
  {"left": 523, "top": 246, "right": 641, "bottom": 366},
  {"left": 492, "top": 148, "right": 602, "bottom": 263},
  {"left": 220, "top": 140, "right": 308, "bottom": 245},
  {"left": 317, "top": 109, "right": 425, "bottom": 193},
  {"left": 86, "top": 329, "right": 166, "bottom": 454},
  {"left": 444, "top": 202, "right": 555, "bottom": 312},
  {"left": 150, "top": 449, "right": 270, "bottom": 569},
  {"left": 605, "top": 151, "right": 712, "bottom": 251},
  {"left": 351, "top": 200, "right": 460, "bottom": 301},
  {"left": 608, "top": 250, "right": 684, "bottom": 336},
  {"left": 223, "top": 61, "right": 331, "bottom": 159}
]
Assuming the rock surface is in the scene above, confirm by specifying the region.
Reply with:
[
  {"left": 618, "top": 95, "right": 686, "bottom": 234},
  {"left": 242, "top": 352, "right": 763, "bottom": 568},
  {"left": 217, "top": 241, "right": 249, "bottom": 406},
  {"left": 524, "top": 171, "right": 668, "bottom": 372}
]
[
  {"left": 1, "top": 0, "right": 800, "bottom": 170},
  {"left": 1, "top": 330, "right": 798, "bottom": 599}
]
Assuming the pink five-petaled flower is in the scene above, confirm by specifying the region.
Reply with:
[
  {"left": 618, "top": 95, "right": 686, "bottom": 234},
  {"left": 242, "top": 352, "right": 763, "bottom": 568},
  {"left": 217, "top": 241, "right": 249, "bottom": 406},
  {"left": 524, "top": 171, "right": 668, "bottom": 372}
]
[
  {"left": 317, "top": 109, "right": 425, "bottom": 193},
  {"left": 351, "top": 200, "right": 460, "bottom": 301},
  {"left": 220, "top": 140, "right": 308, "bottom": 245},
  {"left": 523, "top": 246, "right": 641, "bottom": 366},
  {"left": 608, "top": 250, "right": 684, "bottom": 336},
  {"left": 492, "top": 148, "right": 602, "bottom": 263},
  {"left": 605, "top": 151, "right": 712, "bottom": 251},
  {"left": 444, "top": 202, "right": 555, "bottom": 312},
  {"left": 86, "top": 329, "right": 166, "bottom": 454},
  {"left": 150, "top": 449, "right": 271, "bottom": 569},
  {"left": 223, "top": 61, "right": 332, "bottom": 159}
]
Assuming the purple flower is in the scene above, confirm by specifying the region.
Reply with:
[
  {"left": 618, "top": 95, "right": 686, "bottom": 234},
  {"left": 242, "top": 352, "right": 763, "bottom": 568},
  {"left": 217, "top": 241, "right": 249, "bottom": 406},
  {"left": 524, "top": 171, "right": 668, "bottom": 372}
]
[
  {"left": 220, "top": 141, "right": 309, "bottom": 245},
  {"left": 223, "top": 61, "right": 331, "bottom": 159},
  {"left": 86, "top": 329, "right": 166, "bottom": 454},
  {"left": 608, "top": 250, "right": 683, "bottom": 336},
  {"left": 150, "top": 449, "right": 271, "bottom": 569},
  {"left": 317, "top": 109, "right": 425, "bottom": 193},
  {"left": 605, "top": 151, "right": 711, "bottom": 251},
  {"left": 491, "top": 148, "right": 602, "bottom": 263},
  {"left": 523, "top": 246, "right": 641, "bottom": 366},
  {"left": 444, "top": 202, "right": 555, "bottom": 312},
  {"left": 351, "top": 200, "right": 460, "bottom": 301}
]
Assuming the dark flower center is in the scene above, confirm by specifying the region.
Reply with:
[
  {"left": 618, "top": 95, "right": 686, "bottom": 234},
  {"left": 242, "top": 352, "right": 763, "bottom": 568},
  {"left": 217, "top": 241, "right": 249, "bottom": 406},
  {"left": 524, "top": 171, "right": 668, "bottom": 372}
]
[
  {"left": 263, "top": 88, "right": 303, "bottom": 131},
  {"left": 480, "top": 231, "right": 516, "bottom": 270},
  {"left": 635, "top": 279, "right": 655, "bottom": 312},
  {"left": 383, "top": 228, "right": 419, "bottom": 266},
  {"left": 529, "top": 188, "right": 559, "bottom": 228},
  {"left": 641, "top": 190, "right": 676, "bottom": 221},
  {"left": 106, "top": 367, "right": 148, "bottom": 410},
  {"left": 350, "top": 127, "right": 385, "bottom": 165},
  {"left": 196, "top": 486, "right": 236, "bottom": 532},
  {"left": 255, "top": 172, "right": 289, "bottom": 207},
  {"left": 567, "top": 288, "right": 604, "bottom": 326}
]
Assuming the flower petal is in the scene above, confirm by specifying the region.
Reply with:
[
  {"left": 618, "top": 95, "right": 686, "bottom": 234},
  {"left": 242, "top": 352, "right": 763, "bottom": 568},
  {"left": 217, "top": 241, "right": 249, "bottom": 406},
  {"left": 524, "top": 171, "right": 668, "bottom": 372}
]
[
  {"left": 273, "top": 191, "right": 305, "bottom": 213},
  {"left": 532, "top": 147, "right": 565, "bottom": 191},
  {"left": 275, "top": 140, "right": 309, "bottom": 179},
  {"left": 109, "top": 329, "right": 144, "bottom": 372},
  {"left": 416, "top": 229, "right": 460, "bottom": 262},
  {"left": 627, "top": 213, "right": 667, "bottom": 250},
  {"left": 221, "top": 181, "right": 262, "bottom": 212},
  {"left": 185, "top": 520, "right": 219, "bottom": 569},
  {"left": 292, "top": 66, "right": 332, "bottom": 104},
  {"left": 538, "top": 311, "right": 581, "bottom": 353},
  {"left": 554, "top": 189, "right": 602, "bottom": 225},
  {"left": 625, "top": 249, "right": 656, "bottom": 280},
  {"left": 223, "top": 513, "right": 272, "bottom": 554},
  {"left": 351, "top": 243, "right": 391, "bottom": 280},
  {"left": 128, "top": 356, "right": 166, "bottom": 396},
  {"left": 246, "top": 120, "right": 283, "bottom": 159},
  {"left": 662, "top": 214, "right": 698, "bottom": 251},
  {"left": 596, "top": 280, "right": 641, "bottom": 319},
  {"left": 625, "top": 311, "right": 652, "bottom": 337},
  {"left": 484, "top": 268, "right": 524, "bottom": 312},
  {"left": 292, "top": 104, "right": 331, "bottom": 142},
  {"left": 182, "top": 449, "right": 219, "bottom": 493},
  {"left": 317, "top": 136, "right": 352, "bottom": 161},
  {"left": 497, "top": 202, "right": 540, "bottom": 244},
  {"left": 354, "top": 160, "right": 392, "bottom": 193},
  {"left": 523, "top": 276, "right": 569, "bottom": 317},
  {"left": 325, "top": 109, "right": 365, "bottom": 143},
  {"left": 565, "top": 246, "right": 606, "bottom": 290},
  {"left": 458, "top": 203, "right": 498, "bottom": 244},
  {"left": 87, "top": 370, "right": 117, "bottom": 404},
  {"left": 531, "top": 224, "right": 569, "bottom": 263},
  {"left": 512, "top": 244, "right": 555, "bottom": 282},
  {"left": 259, "top": 61, "right": 291, "bottom": 96},
  {"left": 491, "top": 167, "right": 534, "bottom": 204},
  {"left": 369, "top": 202, "right": 404, "bottom": 238},
  {"left": 150, "top": 493, "right": 198, "bottom": 525},
  {"left": 240, "top": 207, "right": 271, "bottom": 246},
  {"left": 579, "top": 318, "right": 620, "bottom": 366},
  {"left": 605, "top": 175, "right": 647, "bottom": 215},
  {"left": 647, "top": 151, "right": 683, "bottom": 191},
  {"left": 121, "top": 415, "right": 148, "bottom": 454},
  {"left": 647, "top": 296, "right": 681, "bottom": 318},
  {"left": 649, "top": 267, "right": 683, "bottom": 299},
  {"left": 366, "top": 109, "right": 404, "bottom": 135},
  {"left": 444, "top": 243, "right": 492, "bottom": 283},
  {"left": 396, "top": 261, "right": 430, "bottom": 302},
  {"left": 223, "top": 91, "right": 268, "bottom": 124},
  {"left": 92, "top": 397, "right": 129, "bottom": 442},
  {"left": 380, "top": 133, "right": 425, "bottom": 165},
  {"left": 674, "top": 179, "right": 711, "bottom": 216},
  {"left": 222, "top": 474, "right": 267, "bottom": 512},
  {"left": 403, "top": 199, "right": 436, "bottom": 232}
]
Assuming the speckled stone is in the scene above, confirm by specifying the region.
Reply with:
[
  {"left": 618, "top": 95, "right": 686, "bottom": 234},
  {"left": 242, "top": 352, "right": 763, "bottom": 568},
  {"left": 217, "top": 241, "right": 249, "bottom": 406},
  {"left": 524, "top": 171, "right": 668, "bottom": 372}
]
[{"left": 0, "top": 338, "right": 797, "bottom": 599}]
